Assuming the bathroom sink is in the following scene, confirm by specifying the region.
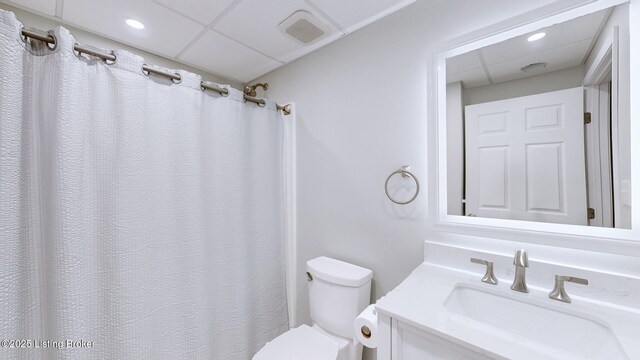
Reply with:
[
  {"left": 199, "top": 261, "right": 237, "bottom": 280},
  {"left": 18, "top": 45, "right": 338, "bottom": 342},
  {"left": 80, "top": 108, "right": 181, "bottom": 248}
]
[{"left": 444, "top": 284, "right": 628, "bottom": 360}]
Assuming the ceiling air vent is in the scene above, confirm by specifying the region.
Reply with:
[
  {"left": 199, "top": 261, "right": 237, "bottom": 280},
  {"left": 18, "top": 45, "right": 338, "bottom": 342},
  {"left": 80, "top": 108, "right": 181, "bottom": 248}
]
[
  {"left": 521, "top": 62, "right": 547, "bottom": 73},
  {"left": 279, "top": 11, "right": 328, "bottom": 45}
]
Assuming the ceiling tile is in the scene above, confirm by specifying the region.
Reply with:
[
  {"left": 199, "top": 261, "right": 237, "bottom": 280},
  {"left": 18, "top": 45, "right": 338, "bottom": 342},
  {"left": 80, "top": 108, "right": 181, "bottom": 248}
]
[
  {"left": 62, "top": 0, "right": 204, "bottom": 57},
  {"left": 6, "top": 0, "right": 55, "bottom": 15},
  {"left": 447, "top": 51, "right": 489, "bottom": 88},
  {"left": 307, "top": 0, "right": 415, "bottom": 33},
  {"left": 5, "top": 0, "right": 441, "bottom": 84},
  {"left": 486, "top": 39, "right": 591, "bottom": 83},
  {"left": 447, "top": 51, "right": 483, "bottom": 76},
  {"left": 152, "top": 0, "right": 234, "bottom": 25},
  {"left": 449, "top": 67, "right": 490, "bottom": 88},
  {"left": 213, "top": 0, "right": 343, "bottom": 63},
  {"left": 450, "top": 7, "right": 611, "bottom": 88},
  {"left": 179, "top": 30, "right": 283, "bottom": 83},
  {"left": 481, "top": 10, "right": 607, "bottom": 65}
]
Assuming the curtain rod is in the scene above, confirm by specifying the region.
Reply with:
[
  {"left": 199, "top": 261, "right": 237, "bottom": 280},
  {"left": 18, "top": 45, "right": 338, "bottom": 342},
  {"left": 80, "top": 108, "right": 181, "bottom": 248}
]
[{"left": 20, "top": 27, "right": 292, "bottom": 116}]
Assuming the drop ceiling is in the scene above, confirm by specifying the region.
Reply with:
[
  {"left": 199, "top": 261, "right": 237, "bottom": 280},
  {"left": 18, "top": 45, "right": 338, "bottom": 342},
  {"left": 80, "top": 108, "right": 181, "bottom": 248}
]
[
  {"left": 1, "top": 0, "right": 415, "bottom": 83},
  {"left": 447, "top": 9, "right": 610, "bottom": 88}
]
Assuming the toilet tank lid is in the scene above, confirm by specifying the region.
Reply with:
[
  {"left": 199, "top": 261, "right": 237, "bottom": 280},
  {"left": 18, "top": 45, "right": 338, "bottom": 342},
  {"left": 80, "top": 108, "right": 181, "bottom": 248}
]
[{"left": 307, "top": 257, "right": 372, "bottom": 287}]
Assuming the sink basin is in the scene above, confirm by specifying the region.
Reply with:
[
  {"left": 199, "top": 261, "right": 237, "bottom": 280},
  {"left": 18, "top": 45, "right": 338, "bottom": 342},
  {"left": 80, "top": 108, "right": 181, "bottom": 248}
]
[{"left": 444, "top": 284, "right": 628, "bottom": 360}]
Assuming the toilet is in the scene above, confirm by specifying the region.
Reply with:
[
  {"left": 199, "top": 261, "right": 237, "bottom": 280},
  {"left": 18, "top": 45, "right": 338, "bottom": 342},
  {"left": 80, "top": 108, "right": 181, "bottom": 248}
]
[{"left": 254, "top": 256, "right": 373, "bottom": 360}]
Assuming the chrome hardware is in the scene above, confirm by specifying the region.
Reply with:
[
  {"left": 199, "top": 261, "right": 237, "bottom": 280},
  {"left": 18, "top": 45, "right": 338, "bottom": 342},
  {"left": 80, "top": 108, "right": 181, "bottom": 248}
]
[
  {"left": 201, "top": 81, "right": 230, "bottom": 96},
  {"left": 21, "top": 27, "right": 57, "bottom": 51},
  {"left": 19, "top": 25, "right": 292, "bottom": 113},
  {"left": 74, "top": 43, "right": 117, "bottom": 64},
  {"left": 470, "top": 258, "right": 498, "bottom": 285},
  {"left": 243, "top": 95, "right": 267, "bottom": 107},
  {"left": 384, "top": 165, "right": 420, "bottom": 205},
  {"left": 511, "top": 249, "right": 529, "bottom": 293},
  {"left": 306, "top": 272, "right": 313, "bottom": 282},
  {"left": 243, "top": 82, "right": 268, "bottom": 97},
  {"left": 548, "top": 275, "right": 588, "bottom": 303},
  {"left": 242, "top": 95, "right": 292, "bottom": 114},
  {"left": 278, "top": 103, "right": 292, "bottom": 115},
  {"left": 142, "top": 63, "right": 182, "bottom": 83},
  {"left": 360, "top": 326, "right": 372, "bottom": 339}
]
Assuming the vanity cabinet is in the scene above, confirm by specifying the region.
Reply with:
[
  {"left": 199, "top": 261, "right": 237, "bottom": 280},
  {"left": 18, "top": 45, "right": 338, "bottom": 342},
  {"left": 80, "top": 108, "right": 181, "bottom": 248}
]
[{"left": 377, "top": 314, "right": 495, "bottom": 360}]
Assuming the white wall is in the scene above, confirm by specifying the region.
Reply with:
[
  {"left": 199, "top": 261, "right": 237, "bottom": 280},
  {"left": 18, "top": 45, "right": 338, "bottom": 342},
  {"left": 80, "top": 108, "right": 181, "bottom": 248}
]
[
  {"left": 462, "top": 65, "right": 585, "bottom": 105},
  {"left": 446, "top": 82, "right": 464, "bottom": 215},
  {"left": 0, "top": 3, "right": 241, "bottom": 89},
  {"left": 256, "top": 2, "right": 599, "bottom": 359}
]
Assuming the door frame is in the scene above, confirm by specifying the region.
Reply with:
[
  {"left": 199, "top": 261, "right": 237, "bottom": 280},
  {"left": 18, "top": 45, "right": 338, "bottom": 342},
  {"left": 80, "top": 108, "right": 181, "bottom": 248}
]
[{"left": 583, "top": 26, "right": 619, "bottom": 228}]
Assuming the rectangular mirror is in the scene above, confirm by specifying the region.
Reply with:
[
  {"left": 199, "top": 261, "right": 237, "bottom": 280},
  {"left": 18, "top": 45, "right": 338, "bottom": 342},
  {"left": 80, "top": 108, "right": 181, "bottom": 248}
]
[{"left": 444, "top": 3, "right": 630, "bottom": 229}]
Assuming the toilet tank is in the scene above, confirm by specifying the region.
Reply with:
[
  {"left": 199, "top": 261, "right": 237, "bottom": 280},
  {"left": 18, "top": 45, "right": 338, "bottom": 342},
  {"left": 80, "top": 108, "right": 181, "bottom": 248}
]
[{"left": 307, "top": 257, "right": 372, "bottom": 339}]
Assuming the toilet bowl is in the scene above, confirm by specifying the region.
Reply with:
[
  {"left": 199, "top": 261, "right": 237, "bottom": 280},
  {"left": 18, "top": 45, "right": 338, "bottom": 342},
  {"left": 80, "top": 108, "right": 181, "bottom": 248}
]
[
  {"left": 253, "top": 256, "right": 373, "bottom": 360},
  {"left": 253, "top": 324, "right": 338, "bottom": 360}
]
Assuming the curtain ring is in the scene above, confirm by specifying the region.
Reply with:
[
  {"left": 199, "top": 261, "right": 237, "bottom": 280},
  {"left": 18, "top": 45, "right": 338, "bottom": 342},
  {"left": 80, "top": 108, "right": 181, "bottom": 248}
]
[
  {"left": 385, "top": 167, "right": 420, "bottom": 205},
  {"left": 20, "top": 27, "right": 57, "bottom": 51},
  {"left": 45, "top": 33, "right": 57, "bottom": 51},
  {"left": 104, "top": 52, "right": 117, "bottom": 65}
]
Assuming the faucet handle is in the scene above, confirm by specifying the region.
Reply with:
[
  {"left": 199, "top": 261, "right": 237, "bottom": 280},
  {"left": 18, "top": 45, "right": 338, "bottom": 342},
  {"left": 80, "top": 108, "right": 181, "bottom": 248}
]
[
  {"left": 560, "top": 276, "right": 588, "bottom": 285},
  {"left": 470, "top": 258, "right": 498, "bottom": 285},
  {"left": 513, "top": 249, "right": 529, "bottom": 267},
  {"left": 549, "top": 275, "right": 589, "bottom": 303}
]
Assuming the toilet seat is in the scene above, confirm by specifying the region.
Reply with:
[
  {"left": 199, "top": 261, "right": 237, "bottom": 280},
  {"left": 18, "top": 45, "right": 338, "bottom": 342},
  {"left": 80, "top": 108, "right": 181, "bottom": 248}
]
[{"left": 253, "top": 324, "right": 339, "bottom": 360}]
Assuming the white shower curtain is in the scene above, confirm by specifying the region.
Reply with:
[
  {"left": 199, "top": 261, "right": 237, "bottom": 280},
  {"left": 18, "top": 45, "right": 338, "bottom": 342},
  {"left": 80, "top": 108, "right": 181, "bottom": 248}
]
[{"left": 0, "top": 10, "right": 289, "bottom": 360}]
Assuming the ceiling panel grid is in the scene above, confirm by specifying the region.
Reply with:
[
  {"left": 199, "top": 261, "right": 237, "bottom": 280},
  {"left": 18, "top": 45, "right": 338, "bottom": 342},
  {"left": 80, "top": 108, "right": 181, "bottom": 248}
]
[{"left": 2, "top": 0, "right": 416, "bottom": 82}]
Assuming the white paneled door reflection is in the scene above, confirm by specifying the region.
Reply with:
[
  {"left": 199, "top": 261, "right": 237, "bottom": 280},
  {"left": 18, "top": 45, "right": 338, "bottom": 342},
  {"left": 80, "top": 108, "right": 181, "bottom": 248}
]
[{"left": 465, "top": 87, "right": 587, "bottom": 225}]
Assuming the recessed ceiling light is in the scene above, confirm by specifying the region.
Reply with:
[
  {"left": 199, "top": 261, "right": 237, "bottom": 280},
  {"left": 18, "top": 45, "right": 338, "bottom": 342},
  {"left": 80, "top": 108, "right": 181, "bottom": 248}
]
[
  {"left": 126, "top": 19, "right": 145, "bottom": 30},
  {"left": 527, "top": 32, "right": 546, "bottom": 42}
]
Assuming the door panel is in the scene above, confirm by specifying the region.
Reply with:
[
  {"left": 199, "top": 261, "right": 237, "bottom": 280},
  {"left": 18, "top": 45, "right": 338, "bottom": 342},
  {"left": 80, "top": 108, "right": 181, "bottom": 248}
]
[
  {"left": 478, "top": 146, "right": 509, "bottom": 210},
  {"left": 465, "top": 87, "right": 587, "bottom": 225},
  {"left": 526, "top": 143, "right": 564, "bottom": 212}
]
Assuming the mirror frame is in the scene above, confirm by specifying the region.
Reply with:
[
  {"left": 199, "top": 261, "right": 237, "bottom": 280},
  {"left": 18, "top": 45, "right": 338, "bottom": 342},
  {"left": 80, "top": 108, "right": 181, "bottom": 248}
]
[{"left": 433, "top": 0, "right": 640, "bottom": 255}]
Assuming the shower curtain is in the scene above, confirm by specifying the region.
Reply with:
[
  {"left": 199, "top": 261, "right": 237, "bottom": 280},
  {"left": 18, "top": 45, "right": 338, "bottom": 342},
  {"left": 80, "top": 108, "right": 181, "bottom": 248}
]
[{"left": 0, "top": 10, "right": 289, "bottom": 360}]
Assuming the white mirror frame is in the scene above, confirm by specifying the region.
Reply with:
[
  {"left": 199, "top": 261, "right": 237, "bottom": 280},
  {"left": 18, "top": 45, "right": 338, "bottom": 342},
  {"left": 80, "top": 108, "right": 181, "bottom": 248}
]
[{"left": 431, "top": 0, "right": 640, "bottom": 256}]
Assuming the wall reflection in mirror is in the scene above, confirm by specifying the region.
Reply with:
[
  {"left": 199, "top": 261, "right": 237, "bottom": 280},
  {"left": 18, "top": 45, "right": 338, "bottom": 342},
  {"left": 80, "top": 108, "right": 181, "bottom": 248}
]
[{"left": 446, "top": 4, "right": 630, "bottom": 228}]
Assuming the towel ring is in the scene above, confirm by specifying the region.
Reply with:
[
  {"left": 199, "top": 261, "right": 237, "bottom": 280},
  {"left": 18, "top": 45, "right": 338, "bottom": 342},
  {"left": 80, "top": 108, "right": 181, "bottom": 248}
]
[{"left": 385, "top": 166, "right": 420, "bottom": 205}]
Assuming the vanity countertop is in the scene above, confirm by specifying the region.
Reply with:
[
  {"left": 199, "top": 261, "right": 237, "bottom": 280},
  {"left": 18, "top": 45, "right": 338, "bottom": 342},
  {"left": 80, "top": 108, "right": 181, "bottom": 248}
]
[{"left": 375, "top": 262, "right": 640, "bottom": 360}]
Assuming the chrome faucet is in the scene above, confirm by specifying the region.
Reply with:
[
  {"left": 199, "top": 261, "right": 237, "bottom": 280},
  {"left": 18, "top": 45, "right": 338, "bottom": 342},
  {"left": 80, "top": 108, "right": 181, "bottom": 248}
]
[
  {"left": 549, "top": 275, "right": 588, "bottom": 303},
  {"left": 511, "top": 249, "right": 529, "bottom": 293},
  {"left": 470, "top": 258, "right": 498, "bottom": 285}
]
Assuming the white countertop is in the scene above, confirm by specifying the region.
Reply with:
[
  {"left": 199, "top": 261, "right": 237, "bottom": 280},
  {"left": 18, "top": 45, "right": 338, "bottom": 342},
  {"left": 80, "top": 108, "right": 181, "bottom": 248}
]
[{"left": 375, "top": 262, "right": 640, "bottom": 360}]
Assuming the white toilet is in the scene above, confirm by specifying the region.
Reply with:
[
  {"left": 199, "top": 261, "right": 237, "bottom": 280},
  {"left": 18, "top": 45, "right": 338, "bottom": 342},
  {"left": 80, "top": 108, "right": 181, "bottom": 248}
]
[{"left": 254, "top": 256, "right": 373, "bottom": 360}]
